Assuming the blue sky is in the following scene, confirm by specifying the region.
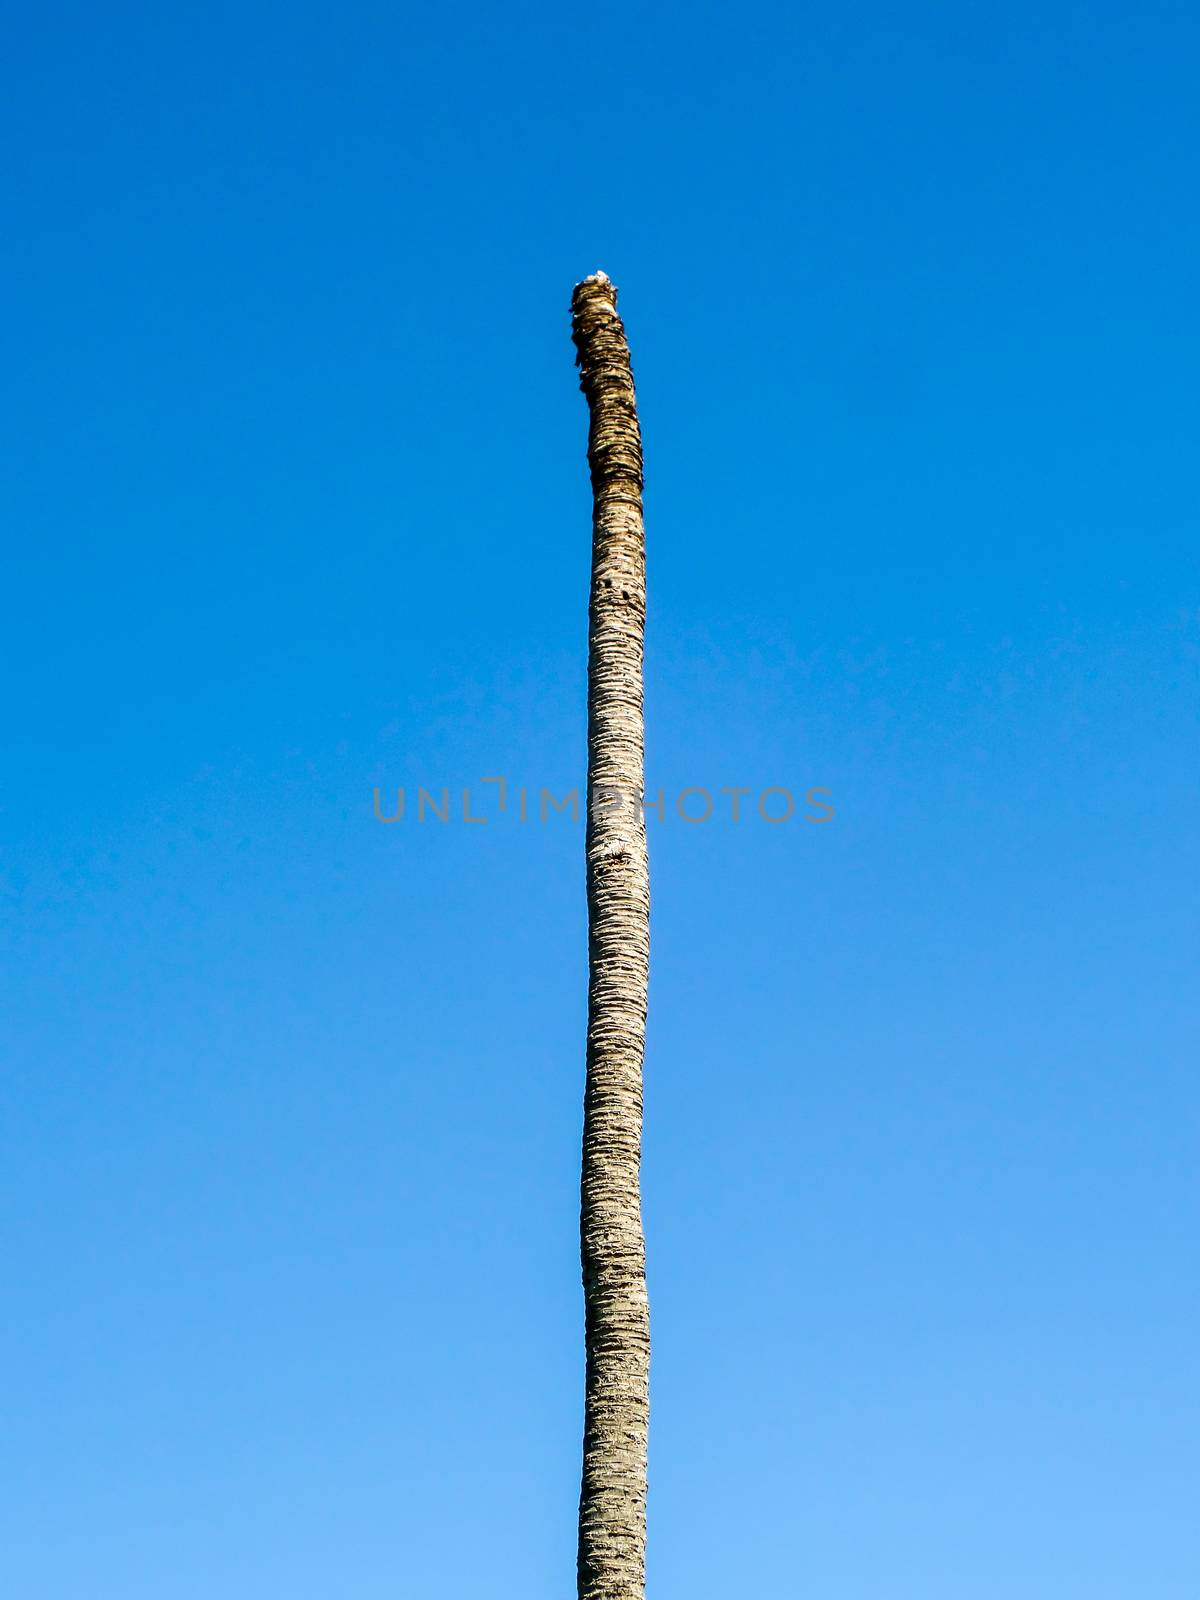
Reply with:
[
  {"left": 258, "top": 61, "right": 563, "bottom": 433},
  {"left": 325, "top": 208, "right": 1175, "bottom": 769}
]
[{"left": 3, "top": 3, "right": 1198, "bottom": 1595}]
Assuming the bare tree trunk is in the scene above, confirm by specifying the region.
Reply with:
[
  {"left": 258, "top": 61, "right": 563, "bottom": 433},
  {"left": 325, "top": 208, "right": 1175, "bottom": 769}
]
[{"left": 571, "top": 272, "right": 650, "bottom": 1600}]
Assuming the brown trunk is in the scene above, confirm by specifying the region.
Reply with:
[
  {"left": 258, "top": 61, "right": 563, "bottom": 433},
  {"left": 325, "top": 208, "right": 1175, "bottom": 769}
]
[{"left": 571, "top": 272, "right": 650, "bottom": 1600}]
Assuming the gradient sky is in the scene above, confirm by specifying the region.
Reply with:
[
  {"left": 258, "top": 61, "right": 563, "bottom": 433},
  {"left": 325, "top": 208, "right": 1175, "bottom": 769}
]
[{"left": 3, "top": 3, "right": 1199, "bottom": 1596}]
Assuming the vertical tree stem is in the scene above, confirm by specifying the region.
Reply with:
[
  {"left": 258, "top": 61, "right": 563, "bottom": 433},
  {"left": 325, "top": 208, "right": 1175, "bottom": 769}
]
[{"left": 571, "top": 272, "right": 650, "bottom": 1600}]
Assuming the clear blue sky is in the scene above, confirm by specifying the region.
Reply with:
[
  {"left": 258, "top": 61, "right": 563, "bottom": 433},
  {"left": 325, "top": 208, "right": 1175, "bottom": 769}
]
[{"left": 3, "top": 3, "right": 1198, "bottom": 1595}]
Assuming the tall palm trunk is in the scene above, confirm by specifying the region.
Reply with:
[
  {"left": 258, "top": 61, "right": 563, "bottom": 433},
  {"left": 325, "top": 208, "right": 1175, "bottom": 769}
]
[{"left": 571, "top": 272, "right": 650, "bottom": 1600}]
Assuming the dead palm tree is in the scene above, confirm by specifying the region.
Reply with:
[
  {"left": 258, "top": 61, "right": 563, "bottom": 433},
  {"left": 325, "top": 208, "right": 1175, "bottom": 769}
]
[{"left": 570, "top": 272, "right": 650, "bottom": 1600}]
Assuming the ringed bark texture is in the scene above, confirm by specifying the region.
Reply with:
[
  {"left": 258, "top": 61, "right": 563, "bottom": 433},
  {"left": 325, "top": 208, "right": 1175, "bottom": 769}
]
[{"left": 571, "top": 272, "right": 650, "bottom": 1600}]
